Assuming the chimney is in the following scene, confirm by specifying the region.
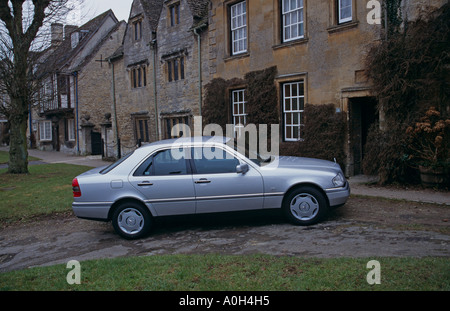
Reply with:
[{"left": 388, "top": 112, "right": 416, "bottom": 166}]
[
  {"left": 51, "top": 23, "right": 63, "bottom": 47},
  {"left": 64, "top": 25, "right": 78, "bottom": 40}
]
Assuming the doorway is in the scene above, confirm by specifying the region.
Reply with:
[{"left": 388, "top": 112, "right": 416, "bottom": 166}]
[
  {"left": 349, "top": 97, "right": 378, "bottom": 175},
  {"left": 91, "top": 131, "right": 103, "bottom": 156}
]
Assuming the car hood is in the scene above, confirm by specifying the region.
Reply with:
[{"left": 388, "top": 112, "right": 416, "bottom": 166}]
[{"left": 273, "top": 156, "right": 340, "bottom": 171}]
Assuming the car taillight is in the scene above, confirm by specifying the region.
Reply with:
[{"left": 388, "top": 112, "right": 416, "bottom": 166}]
[{"left": 72, "top": 178, "right": 81, "bottom": 197}]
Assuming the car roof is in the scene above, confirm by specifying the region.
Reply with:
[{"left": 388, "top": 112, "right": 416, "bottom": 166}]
[{"left": 139, "top": 136, "right": 231, "bottom": 150}]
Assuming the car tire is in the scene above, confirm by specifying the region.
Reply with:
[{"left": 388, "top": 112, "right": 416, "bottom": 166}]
[
  {"left": 112, "top": 201, "right": 152, "bottom": 239},
  {"left": 283, "top": 186, "right": 328, "bottom": 226}
]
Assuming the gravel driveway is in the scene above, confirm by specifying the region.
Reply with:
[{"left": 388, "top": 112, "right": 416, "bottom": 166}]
[{"left": 1, "top": 196, "right": 449, "bottom": 273}]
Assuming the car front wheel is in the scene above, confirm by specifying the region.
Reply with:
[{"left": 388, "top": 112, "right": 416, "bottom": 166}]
[
  {"left": 283, "top": 186, "right": 328, "bottom": 226},
  {"left": 112, "top": 202, "right": 152, "bottom": 239}
]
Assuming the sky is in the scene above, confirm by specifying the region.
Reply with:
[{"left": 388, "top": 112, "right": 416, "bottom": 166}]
[{"left": 68, "top": 0, "right": 134, "bottom": 25}]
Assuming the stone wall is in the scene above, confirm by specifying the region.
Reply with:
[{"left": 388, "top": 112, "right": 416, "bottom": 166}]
[{"left": 77, "top": 21, "right": 127, "bottom": 155}]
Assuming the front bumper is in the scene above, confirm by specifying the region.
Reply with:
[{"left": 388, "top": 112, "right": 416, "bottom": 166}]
[{"left": 325, "top": 181, "right": 351, "bottom": 207}]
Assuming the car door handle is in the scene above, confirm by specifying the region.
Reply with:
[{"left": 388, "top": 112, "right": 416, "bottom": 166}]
[
  {"left": 195, "top": 179, "right": 211, "bottom": 184},
  {"left": 138, "top": 181, "right": 153, "bottom": 187}
]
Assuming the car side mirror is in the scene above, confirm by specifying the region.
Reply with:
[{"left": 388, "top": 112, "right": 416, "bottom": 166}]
[{"left": 236, "top": 163, "right": 249, "bottom": 174}]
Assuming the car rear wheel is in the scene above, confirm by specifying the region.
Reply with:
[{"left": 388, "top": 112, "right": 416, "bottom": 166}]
[
  {"left": 283, "top": 186, "right": 328, "bottom": 226},
  {"left": 112, "top": 202, "right": 152, "bottom": 239}
]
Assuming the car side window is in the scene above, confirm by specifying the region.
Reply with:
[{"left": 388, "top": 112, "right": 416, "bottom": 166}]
[
  {"left": 192, "top": 147, "right": 240, "bottom": 174},
  {"left": 134, "top": 149, "right": 188, "bottom": 176}
]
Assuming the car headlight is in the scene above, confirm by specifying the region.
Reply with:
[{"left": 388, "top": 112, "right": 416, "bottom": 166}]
[{"left": 332, "top": 173, "right": 346, "bottom": 187}]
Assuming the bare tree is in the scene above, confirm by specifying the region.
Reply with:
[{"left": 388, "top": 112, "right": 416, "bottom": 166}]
[{"left": 0, "top": 0, "right": 75, "bottom": 173}]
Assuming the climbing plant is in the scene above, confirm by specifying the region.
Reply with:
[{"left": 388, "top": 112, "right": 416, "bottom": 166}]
[{"left": 363, "top": 3, "right": 450, "bottom": 184}]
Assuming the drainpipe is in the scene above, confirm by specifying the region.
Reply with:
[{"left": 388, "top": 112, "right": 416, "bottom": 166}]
[
  {"left": 193, "top": 24, "right": 207, "bottom": 117},
  {"left": 73, "top": 71, "right": 80, "bottom": 155},
  {"left": 150, "top": 38, "right": 159, "bottom": 140},
  {"left": 109, "top": 59, "right": 121, "bottom": 158}
]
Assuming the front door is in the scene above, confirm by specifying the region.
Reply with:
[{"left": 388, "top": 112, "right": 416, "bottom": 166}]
[
  {"left": 128, "top": 148, "right": 196, "bottom": 216},
  {"left": 191, "top": 146, "right": 264, "bottom": 214},
  {"left": 349, "top": 97, "right": 378, "bottom": 175},
  {"left": 91, "top": 131, "right": 102, "bottom": 156}
]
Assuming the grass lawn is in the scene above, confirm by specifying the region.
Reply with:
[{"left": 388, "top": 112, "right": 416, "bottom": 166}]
[
  {"left": 0, "top": 162, "right": 92, "bottom": 225},
  {"left": 0, "top": 150, "right": 40, "bottom": 164},
  {"left": 0, "top": 255, "right": 448, "bottom": 291}
]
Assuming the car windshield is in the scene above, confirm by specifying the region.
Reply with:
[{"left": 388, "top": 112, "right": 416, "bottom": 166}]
[
  {"left": 100, "top": 151, "right": 134, "bottom": 174},
  {"left": 229, "top": 139, "right": 274, "bottom": 166}
]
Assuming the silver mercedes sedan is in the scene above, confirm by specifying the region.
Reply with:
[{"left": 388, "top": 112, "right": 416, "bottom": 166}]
[{"left": 72, "top": 136, "right": 350, "bottom": 239}]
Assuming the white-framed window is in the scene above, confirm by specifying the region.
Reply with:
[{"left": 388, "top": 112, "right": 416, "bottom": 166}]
[
  {"left": 282, "top": 0, "right": 304, "bottom": 42},
  {"left": 283, "top": 81, "right": 305, "bottom": 141},
  {"left": 231, "top": 89, "right": 247, "bottom": 137},
  {"left": 230, "top": 1, "right": 247, "bottom": 55},
  {"left": 39, "top": 120, "right": 52, "bottom": 141},
  {"left": 338, "top": 0, "right": 352, "bottom": 23},
  {"left": 67, "top": 119, "right": 75, "bottom": 141}
]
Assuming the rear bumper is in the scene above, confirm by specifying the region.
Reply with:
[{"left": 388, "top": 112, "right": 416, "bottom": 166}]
[
  {"left": 325, "top": 182, "right": 351, "bottom": 207},
  {"left": 72, "top": 202, "right": 112, "bottom": 221}
]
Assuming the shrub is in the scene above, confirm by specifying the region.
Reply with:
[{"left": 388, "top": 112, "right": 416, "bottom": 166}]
[
  {"left": 406, "top": 107, "right": 450, "bottom": 169},
  {"left": 280, "top": 104, "right": 347, "bottom": 168},
  {"left": 362, "top": 3, "right": 450, "bottom": 184}
]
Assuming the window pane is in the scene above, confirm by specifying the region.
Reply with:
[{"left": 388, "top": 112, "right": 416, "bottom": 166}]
[
  {"left": 168, "top": 61, "right": 172, "bottom": 82},
  {"left": 180, "top": 57, "right": 185, "bottom": 79},
  {"left": 284, "top": 84, "right": 291, "bottom": 97},
  {"left": 193, "top": 147, "right": 240, "bottom": 174},
  {"left": 292, "top": 98, "right": 298, "bottom": 111},
  {"left": 293, "top": 126, "right": 299, "bottom": 139},
  {"left": 143, "top": 67, "right": 147, "bottom": 86},
  {"left": 292, "top": 83, "right": 297, "bottom": 97},
  {"left": 174, "top": 59, "right": 179, "bottom": 81},
  {"left": 170, "top": 6, "right": 175, "bottom": 26},
  {"left": 144, "top": 120, "right": 149, "bottom": 141},
  {"left": 153, "top": 149, "right": 187, "bottom": 176},
  {"left": 138, "top": 68, "right": 142, "bottom": 87}
]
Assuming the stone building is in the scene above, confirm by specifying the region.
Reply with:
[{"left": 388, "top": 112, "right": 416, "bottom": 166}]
[
  {"left": 108, "top": 0, "right": 210, "bottom": 156},
  {"left": 206, "top": 0, "right": 447, "bottom": 176},
  {"left": 32, "top": 10, "right": 126, "bottom": 156},
  {"left": 65, "top": 0, "right": 445, "bottom": 176},
  {"left": 107, "top": 0, "right": 163, "bottom": 156}
]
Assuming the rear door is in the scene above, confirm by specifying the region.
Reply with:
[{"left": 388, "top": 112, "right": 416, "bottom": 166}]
[
  {"left": 191, "top": 146, "right": 264, "bottom": 214},
  {"left": 128, "top": 148, "right": 196, "bottom": 216}
]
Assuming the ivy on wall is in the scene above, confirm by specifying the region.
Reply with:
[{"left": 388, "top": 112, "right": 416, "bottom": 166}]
[{"left": 203, "top": 66, "right": 347, "bottom": 166}]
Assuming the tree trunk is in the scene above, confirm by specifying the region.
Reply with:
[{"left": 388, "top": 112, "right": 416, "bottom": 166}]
[{"left": 8, "top": 101, "right": 29, "bottom": 174}]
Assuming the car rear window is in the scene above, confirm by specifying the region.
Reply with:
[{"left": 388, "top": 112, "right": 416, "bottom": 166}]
[{"left": 100, "top": 151, "right": 134, "bottom": 174}]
